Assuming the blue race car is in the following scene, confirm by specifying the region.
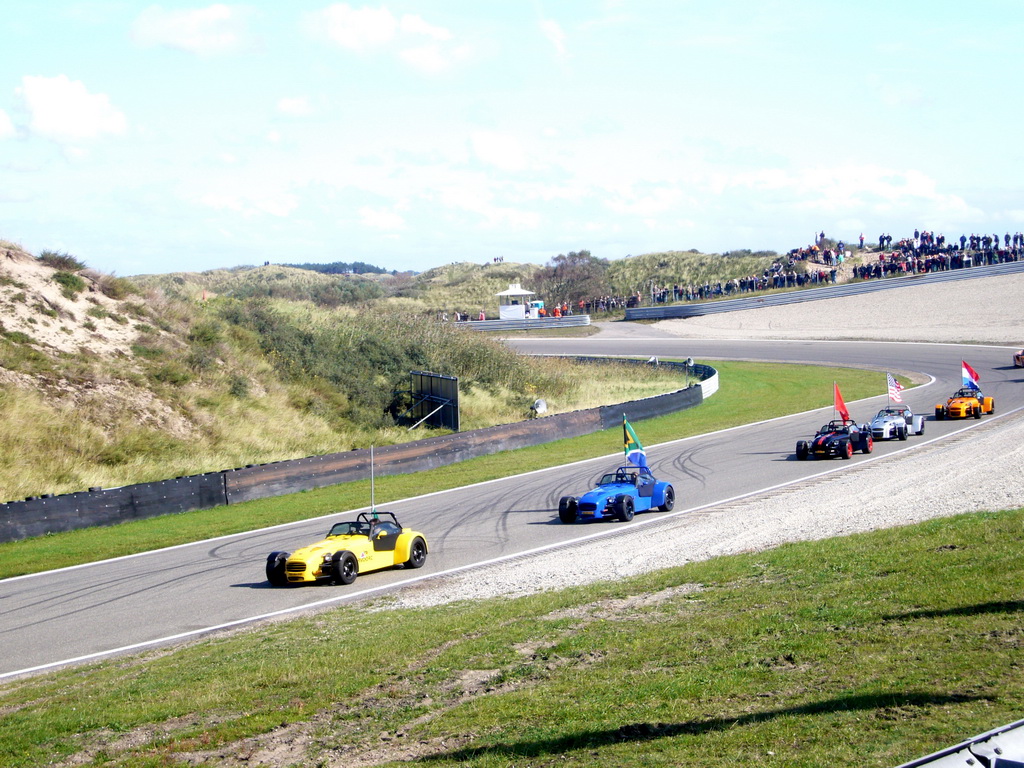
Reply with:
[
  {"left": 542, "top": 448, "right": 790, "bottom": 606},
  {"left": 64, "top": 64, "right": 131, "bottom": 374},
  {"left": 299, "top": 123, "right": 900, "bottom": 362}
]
[{"left": 558, "top": 465, "right": 675, "bottom": 523}]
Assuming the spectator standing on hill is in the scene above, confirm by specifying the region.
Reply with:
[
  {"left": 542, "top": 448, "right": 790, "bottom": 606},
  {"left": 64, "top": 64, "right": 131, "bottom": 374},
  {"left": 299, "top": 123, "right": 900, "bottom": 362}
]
[{"left": 859, "top": 233, "right": 864, "bottom": 248}]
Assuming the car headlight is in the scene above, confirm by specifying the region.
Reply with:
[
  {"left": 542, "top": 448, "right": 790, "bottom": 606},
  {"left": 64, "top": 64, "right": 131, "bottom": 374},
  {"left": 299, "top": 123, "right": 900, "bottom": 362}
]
[{"left": 322, "top": 553, "right": 332, "bottom": 562}]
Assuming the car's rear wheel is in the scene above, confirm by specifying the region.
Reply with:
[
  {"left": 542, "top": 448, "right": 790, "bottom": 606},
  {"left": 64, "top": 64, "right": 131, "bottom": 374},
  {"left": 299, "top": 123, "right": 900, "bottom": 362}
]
[
  {"left": 862, "top": 435, "right": 873, "bottom": 454},
  {"left": 332, "top": 551, "right": 358, "bottom": 585},
  {"left": 406, "top": 537, "right": 427, "bottom": 569},
  {"left": 558, "top": 496, "right": 579, "bottom": 524},
  {"left": 796, "top": 441, "right": 809, "bottom": 460},
  {"left": 266, "top": 551, "right": 289, "bottom": 586},
  {"left": 614, "top": 495, "right": 634, "bottom": 522},
  {"left": 658, "top": 485, "right": 675, "bottom": 512},
  {"left": 842, "top": 441, "right": 853, "bottom": 459}
]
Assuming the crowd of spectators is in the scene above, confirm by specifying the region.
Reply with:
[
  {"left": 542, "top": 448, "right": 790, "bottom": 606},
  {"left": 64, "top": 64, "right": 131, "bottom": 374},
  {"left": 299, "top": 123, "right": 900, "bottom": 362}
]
[
  {"left": 455, "top": 227, "right": 1021, "bottom": 320},
  {"left": 857, "top": 229, "right": 1023, "bottom": 279}
]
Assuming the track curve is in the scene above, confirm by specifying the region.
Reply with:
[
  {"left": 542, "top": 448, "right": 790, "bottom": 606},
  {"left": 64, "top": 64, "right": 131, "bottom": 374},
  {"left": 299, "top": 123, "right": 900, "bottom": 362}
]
[{"left": 1, "top": 334, "right": 1021, "bottom": 679}]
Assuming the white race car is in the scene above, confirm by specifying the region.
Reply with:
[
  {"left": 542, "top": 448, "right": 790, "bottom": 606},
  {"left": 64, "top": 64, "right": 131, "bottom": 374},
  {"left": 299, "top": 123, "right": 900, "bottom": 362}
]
[{"left": 869, "top": 405, "right": 925, "bottom": 441}]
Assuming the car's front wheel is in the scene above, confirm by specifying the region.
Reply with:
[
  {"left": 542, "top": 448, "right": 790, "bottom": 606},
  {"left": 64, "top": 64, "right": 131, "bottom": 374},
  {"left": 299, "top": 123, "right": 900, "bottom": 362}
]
[
  {"left": 406, "top": 537, "right": 427, "bottom": 569},
  {"left": 332, "top": 551, "right": 358, "bottom": 585},
  {"left": 558, "top": 496, "right": 579, "bottom": 524},
  {"left": 266, "top": 551, "right": 289, "bottom": 586},
  {"left": 614, "top": 495, "right": 634, "bottom": 522},
  {"left": 862, "top": 435, "right": 873, "bottom": 454},
  {"left": 898, "top": 425, "right": 907, "bottom": 440},
  {"left": 796, "top": 441, "right": 809, "bottom": 460},
  {"left": 842, "top": 441, "right": 853, "bottom": 459},
  {"left": 658, "top": 485, "right": 675, "bottom": 512}
]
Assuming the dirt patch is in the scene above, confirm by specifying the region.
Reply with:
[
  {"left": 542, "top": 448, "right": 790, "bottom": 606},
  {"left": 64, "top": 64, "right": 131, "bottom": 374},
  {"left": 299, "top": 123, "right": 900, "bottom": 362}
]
[{"left": 542, "top": 583, "right": 704, "bottom": 621}]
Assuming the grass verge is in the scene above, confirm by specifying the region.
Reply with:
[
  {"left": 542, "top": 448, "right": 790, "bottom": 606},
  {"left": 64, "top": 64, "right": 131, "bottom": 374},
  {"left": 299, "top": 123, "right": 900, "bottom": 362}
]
[
  {"left": 0, "top": 361, "right": 898, "bottom": 580},
  {"left": 1, "top": 508, "right": 1020, "bottom": 767}
]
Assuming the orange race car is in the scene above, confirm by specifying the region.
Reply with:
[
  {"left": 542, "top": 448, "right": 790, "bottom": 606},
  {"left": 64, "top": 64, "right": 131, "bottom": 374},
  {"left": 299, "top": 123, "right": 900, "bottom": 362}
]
[{"left": 935, "top": 387, "right": 995, "bottom": 420}]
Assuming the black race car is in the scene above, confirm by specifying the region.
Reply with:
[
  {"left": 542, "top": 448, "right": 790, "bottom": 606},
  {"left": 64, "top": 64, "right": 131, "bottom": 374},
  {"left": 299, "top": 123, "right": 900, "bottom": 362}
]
[{"left": 796, "top": 419, "right": 874, "bottom": 460}]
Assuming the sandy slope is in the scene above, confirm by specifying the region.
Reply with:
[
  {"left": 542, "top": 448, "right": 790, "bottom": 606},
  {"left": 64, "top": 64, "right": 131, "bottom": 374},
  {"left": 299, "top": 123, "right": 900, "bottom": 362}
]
[{"left": 656, "top": 270, "right": 1024, "bottom": 345}]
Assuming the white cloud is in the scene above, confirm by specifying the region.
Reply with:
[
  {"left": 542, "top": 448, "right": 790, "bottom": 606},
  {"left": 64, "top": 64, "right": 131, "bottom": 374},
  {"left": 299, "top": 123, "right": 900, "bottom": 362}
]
[
  {"left": 471, "top": 132, "right": 527, "bottom": 172},
  {"left": 0, "top": 109, "right": 15, "bottom": 139},
  {"left": 277, "top": 96, "right": 312, "bottom": 116},
  {"left": 16, "top": 75, "right": 127, "bottom": 141},
  {"left": 605, "top": 186, "right": 684, "bottom": 217},
  {"left": 399, "top": 45, "right": 448, "bottom": 74},
  {"left": 199, "top": 187, "right": 299, "bottom": 217},
  {"left": 540, "top": 19, "right": 567, "bottom": 57},
  {"left": 132, "top": 4, "right": 250, "bottom": 56},
  {"left": 359, "top": 206, "right": 405, "bottom": 229},
  {"left": 311, "top": 4, "right": 397, "bottom": 50},
  {"left": 308, "top": 5, "right": 467, "bottom": 72},
  {"left": 400, "top": 14, "right": 452, "bottom": 41}
]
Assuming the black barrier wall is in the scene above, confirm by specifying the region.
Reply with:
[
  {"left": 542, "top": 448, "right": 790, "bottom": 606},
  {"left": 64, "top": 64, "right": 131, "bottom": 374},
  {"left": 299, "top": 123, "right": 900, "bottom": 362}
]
[{"left": 0, "top": 359, "right": 715, "bottom": 542}]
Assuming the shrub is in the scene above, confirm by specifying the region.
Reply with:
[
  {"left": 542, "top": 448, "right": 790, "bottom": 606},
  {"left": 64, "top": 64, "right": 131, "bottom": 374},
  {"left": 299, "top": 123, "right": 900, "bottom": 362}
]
[
  {"left": 228, "top": 373, "right": 250, "bottom": 398},
  {"left": 96, "top": 275, "right": 138, "bottom": 299},
  {"left": 130, "top": 343, "right": 165, "bottom": 359},
  {"left": 32, "top": 302, "right": 57, "bottom": 318},
  {"left": 187, "top": 320, "right": 222, "bottom": 347},
  {"left": 37, "top": 250, "right": 86, "bottom": 271},
  {"left": 52, "top": 271, "right": 87, "bottom": 300},
  {"left": 150, "top": 362, "right": 193, "bottom": 385},
  {"left": 3, "top": 330, "right": 34, "bottom": 344}
]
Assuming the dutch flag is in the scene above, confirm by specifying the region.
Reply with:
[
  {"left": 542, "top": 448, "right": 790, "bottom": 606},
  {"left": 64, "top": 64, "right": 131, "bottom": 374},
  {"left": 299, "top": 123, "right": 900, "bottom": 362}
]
[{"left": 962, "top": 360, "right": 981, "bottom": 391}]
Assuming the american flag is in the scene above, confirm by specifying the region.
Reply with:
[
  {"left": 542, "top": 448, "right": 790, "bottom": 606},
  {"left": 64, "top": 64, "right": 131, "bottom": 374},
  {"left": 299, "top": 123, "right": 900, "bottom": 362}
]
[{"left": 887, "top": 372, "right": 904, "bottom": 403}]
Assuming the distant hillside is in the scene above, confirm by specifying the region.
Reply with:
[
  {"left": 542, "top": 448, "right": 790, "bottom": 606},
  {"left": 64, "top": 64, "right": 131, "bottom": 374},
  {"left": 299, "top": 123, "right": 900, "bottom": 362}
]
[
  {"left": 133, "top": 263, "right": 388, "bottom": 307},
  {"left": 282, "top": 260, "right": 393, "bottom": 275}
]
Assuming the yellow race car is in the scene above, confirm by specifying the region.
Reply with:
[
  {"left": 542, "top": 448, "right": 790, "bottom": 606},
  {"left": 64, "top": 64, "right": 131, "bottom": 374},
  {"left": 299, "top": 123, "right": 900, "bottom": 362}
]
[
  {"left": 266, "top": 511, "right": 428, "bottom": 586},
  {"left": 935, "top": 387, "right": 995, "bottom": 420}
]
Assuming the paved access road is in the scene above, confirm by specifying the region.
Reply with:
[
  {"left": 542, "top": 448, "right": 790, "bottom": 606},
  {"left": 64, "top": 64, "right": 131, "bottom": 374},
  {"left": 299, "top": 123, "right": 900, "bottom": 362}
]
[{"left": 1, "top": 331, "right": 1021, "bottom": 679}]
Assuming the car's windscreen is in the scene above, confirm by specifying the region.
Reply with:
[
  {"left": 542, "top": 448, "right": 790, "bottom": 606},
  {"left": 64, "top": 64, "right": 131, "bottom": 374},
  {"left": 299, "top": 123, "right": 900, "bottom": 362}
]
[{"left": 328, "top": 522, "right": 370, "bottom": 537}]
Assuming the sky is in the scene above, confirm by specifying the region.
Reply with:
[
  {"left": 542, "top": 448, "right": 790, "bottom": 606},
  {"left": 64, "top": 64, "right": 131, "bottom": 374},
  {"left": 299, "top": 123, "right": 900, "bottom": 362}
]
[{"left": 2, "top": 2, "right": 1023, "bottom": 276}]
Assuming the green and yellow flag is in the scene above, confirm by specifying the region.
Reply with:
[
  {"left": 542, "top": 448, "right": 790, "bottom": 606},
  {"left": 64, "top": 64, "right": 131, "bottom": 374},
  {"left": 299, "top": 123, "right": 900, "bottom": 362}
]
[{"left": 623, "top": 415, "right": 647, "bottom": 467}]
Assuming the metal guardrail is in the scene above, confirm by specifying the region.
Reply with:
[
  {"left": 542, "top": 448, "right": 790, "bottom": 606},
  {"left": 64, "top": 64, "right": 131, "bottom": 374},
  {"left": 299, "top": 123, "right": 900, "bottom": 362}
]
[
  {"left": 625, "top": 260, "right": 1024, "bottom": 320},
  {"left": 896, "top": 717, "right": 1024, "bottom": 767},
  {"left": 455, "top": 315, "right": 591, "bottom": 331}
]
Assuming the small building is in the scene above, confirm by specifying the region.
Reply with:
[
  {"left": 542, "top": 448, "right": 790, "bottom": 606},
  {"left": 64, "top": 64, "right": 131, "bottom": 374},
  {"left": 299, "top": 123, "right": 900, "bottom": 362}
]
[{"left": 495, "top": 282, "right": 537, "bottom": 320}]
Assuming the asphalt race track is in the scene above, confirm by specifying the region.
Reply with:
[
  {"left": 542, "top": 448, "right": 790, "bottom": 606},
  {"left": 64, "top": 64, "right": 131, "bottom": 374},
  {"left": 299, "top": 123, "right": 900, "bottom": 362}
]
[{"left": 1, "top": 330, "right": 1021, "bottom": 679}]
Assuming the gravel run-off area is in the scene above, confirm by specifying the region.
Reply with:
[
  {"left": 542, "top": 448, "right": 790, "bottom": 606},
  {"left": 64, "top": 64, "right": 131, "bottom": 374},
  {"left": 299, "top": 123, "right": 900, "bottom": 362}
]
[{"left": 383, "top": 272, "right": 1024, "bottom": 610}]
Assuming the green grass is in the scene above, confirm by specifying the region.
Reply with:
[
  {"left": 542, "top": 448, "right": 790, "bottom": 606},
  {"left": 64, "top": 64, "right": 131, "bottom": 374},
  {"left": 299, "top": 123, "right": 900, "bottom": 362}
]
[
  {"left": 1, "top": 508, "right": 1020, "bottom": 767},
  {"left": 0, "top": 360, "right": 895, "bottom": 579}
]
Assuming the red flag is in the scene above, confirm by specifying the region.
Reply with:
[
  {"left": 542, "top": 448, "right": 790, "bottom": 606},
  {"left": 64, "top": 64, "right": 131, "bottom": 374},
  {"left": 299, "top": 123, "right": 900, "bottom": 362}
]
[{"left": 833, "top": 382, "right": 850, "bottom": 421}]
